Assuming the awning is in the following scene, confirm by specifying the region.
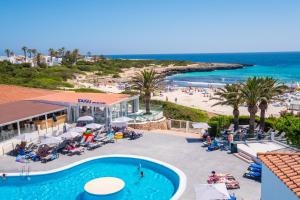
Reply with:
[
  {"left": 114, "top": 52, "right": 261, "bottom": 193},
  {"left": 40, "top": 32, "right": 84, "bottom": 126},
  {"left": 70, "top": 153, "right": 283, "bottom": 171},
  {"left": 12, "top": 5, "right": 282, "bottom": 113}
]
[
  {"left": 194, "top": 183, "right": 230, "bottom": 200},
  {"left": 85, "top": 123, "right": 104, "bottom": 130},
  {"left": 192, "top": 122, "right": 211, "bottom": 129},
  {"left": 77, "top": 116, "right": 94, "bottom": 122},
  {"left": 40, "top": 136, "right": 62, "bottom": 145},
  {"left": 59, "top": 131, "right": 81, "bottom": 139}
]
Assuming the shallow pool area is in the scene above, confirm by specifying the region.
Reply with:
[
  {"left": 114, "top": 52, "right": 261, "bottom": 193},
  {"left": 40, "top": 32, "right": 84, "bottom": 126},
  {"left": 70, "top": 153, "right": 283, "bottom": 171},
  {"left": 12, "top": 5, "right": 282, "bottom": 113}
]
[{"left": 0, "top": 155, "right": 186, "bottom": 200}]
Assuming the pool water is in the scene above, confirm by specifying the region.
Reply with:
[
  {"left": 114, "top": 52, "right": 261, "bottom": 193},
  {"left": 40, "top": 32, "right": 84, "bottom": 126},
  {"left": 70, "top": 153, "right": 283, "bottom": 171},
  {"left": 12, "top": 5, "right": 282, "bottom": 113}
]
[{"left": 0, "top": 156, "right": 181, "bottom": 200}]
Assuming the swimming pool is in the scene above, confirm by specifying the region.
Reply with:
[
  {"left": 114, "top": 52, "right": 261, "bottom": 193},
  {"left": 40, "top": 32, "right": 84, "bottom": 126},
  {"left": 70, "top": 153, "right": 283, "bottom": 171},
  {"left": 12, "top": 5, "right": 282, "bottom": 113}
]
[{"left": 0, "top": 155, "right": 186, "bottom": 200}]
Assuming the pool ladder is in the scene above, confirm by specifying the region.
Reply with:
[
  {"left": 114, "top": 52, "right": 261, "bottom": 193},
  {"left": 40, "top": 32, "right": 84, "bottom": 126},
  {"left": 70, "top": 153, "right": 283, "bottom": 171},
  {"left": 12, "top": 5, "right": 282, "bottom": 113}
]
[{"left": 20, "top": 165, "right": 30, "bottom": 178}]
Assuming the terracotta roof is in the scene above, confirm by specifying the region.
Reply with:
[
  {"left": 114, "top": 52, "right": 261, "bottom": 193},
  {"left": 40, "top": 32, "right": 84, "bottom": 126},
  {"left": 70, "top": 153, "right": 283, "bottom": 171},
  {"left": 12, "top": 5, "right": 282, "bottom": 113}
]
[
  {"left": 0, "top": 85, "right": 59, "bottom": 105},
  {"left": 31, "top": 92, "right": 131, "bottom": 105},
  {"left": 258, "top": 152, "right": 300, "bottom": 197},
  {"left": 0, "top": 101, "right": 66, "bottom": 125}
]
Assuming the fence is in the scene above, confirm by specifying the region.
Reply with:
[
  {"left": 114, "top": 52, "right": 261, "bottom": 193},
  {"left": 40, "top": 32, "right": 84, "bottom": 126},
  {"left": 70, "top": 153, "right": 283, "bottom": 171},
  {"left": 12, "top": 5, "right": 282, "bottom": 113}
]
[{"left": 167, "top": 119, "right": 203, "bottom": 133}]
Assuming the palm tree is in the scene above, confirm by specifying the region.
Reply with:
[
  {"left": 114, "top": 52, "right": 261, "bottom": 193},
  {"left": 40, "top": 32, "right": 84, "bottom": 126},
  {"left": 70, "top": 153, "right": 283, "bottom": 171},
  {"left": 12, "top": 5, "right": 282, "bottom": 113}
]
[
  {"left": 48, "top": 48, "right": 55, "bottom": 62},
  {"left": 21, "top": 46, "right": 28, "bottom": 61},
  {"left": 4, "top": 49, "right": 11, "bottom": 57},
  {"left": 27, "top": 49, "right": 32, "bottom": 58},
  {"left": 31, "top": 49, "right": 37, "bottom": 58},
  {"left": 132, "top": 69, "right": 161, "bottom": 114},
  {"left": 72, "top": 48, "right": 80, "bottom": 64},
  {"left": 241, "top": 77, "right": 264, "bottom": 137},
  {"left": 258, "top": 77, "right": 288, "bottom": 131},
  {"left": 213, "top": 83, "right": 243, "bottom": 131},
  {"left": 58, "top": 47, "right": 65, "bottom": 57}
]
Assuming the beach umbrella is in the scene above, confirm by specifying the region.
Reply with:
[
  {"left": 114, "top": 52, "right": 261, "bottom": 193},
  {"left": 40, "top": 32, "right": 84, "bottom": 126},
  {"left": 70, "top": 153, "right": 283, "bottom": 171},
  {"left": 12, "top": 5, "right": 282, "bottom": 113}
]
[
  {"left": 112, "top": 116, "right": 133, "bottom": 128},
  {"left": 16, "top": 133, "right": 37, "bottom": 141},
  {"left": 192, "top": 122, "right": 210, "bottom": 129},
  {"left": 40, "top": 136, "right": 62, "bottom": 145},
  {"left": 77, "top": 116, "right": 94, "bottom": 122},
  {"left": 59, "top": 131, "right": 81, "bottom": 139},
  {"left": 85, "top": 123, "right": 104, "bottom": 130},
  {"left": 69, "top": 126, "right": 87, "bottom": 133},
  {"left": 194, "top": 183, "right": 230, "bottom": 200}
]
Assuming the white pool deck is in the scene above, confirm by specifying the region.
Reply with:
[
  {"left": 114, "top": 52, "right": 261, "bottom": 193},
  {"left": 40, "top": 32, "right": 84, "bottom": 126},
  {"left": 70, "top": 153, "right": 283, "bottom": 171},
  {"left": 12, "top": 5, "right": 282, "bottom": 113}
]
[
  {"left": 237, "top": 141, "right": 286, "bottom": 158},
  {"left": 0, "top": 131, "right": 261, "bottom": 200}
]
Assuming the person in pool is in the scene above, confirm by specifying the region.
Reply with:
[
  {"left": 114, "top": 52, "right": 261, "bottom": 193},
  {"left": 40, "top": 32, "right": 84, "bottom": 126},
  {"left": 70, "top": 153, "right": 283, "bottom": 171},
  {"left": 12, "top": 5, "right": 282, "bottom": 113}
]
[
  {"left": 2, "top": 173, "right": 6, "bottom": 181},
  {"left": 140, "top": 171, "right": 144, "bottom": 177}
]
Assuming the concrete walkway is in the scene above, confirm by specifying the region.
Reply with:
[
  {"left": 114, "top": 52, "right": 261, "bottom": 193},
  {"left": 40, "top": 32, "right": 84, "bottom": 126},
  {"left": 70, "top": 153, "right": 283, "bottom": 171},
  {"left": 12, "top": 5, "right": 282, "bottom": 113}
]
[{"left": 0, "top": 132, "right": 260, "bottom": 200}]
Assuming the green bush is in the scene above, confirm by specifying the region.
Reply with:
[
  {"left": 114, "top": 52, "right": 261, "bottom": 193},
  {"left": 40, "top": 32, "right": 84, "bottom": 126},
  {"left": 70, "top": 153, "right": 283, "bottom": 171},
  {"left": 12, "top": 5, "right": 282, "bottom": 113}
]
[
  {"left": 69, "top": 88, "right": 105, "bottom": 93},
  {"left": 274, "top": 114, "right": 300, "bottom": 148},
  {"left": 151, "top": 100, "right": 209, "bottom": 122},
  {"left": 208, "top": 121, "right": 220, "bottom": 137}
]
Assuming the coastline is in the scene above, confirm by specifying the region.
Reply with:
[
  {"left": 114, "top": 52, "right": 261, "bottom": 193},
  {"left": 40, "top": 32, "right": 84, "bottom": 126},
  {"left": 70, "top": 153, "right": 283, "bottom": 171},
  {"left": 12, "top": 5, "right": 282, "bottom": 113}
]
[{"left": 117, "top": 62, "right": 252, "bottom": 83}]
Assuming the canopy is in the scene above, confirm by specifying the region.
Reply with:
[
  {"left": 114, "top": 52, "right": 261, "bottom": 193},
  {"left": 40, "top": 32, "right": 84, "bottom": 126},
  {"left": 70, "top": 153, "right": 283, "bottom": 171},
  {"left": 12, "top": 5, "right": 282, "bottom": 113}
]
[
  {"left": 59, "top": 131, "right": 81, "bottom": 139},
  {"left": 40, "top": 136, "right": 62, "bottom": 145},
  {"left": 192, "top": 122, "right": 211, "bottom": 129},
  {"left": 85, "top": 123, "right": 104, "bottom": 130},
  {"left": 111, "top": 116, "right": 133, "bottom": 128},
  {"left": 69, "top": 126, "right": 87, "bottom": 133},
  {"left": 16, "top": 133, "right": 37, "bottom": 141},
  {"left": 194, "top": 183, "right": 230, "bottom": 200},
  {"left": 77, "top": 116, "right": 94, "bottom": 122},
  {"left": 112, "top": 116, "right": 133, "bottom": 123}
]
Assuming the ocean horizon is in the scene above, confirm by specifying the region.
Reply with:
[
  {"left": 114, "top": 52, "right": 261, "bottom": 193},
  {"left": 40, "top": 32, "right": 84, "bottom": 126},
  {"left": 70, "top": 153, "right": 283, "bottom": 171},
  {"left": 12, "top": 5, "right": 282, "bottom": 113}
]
[{"left": 107, "top": 52, "right": 300, "bottom": 86}]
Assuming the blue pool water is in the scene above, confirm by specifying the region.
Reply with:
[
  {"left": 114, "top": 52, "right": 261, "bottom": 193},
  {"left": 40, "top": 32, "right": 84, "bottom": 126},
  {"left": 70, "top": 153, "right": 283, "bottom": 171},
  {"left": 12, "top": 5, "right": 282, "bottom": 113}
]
[
  {"left": 107, "top": 52, "right": 300, "bottom": 86},
  {"left": 0, "top": 156, "right": 181, "bottom": 200}
]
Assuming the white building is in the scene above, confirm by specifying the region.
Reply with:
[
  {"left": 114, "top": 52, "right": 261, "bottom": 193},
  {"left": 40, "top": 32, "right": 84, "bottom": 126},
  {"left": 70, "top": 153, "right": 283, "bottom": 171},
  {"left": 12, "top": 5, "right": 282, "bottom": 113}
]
[{"left": 259, "top": 152, "right": 300, "bottom": 200}]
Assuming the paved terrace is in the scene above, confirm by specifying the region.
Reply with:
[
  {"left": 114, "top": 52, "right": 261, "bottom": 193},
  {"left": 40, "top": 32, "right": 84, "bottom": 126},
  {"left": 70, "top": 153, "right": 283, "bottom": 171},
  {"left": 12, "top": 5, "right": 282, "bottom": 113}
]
[{"left": 0, "top": 131, "right": 260, "bottom": 200}]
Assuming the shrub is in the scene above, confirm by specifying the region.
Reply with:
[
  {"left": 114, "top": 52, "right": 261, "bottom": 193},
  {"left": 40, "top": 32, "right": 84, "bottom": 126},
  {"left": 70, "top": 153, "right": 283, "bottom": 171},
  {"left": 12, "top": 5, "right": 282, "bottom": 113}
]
[{"left": 151, "top": 100, "right": 209, "bottom": 122}]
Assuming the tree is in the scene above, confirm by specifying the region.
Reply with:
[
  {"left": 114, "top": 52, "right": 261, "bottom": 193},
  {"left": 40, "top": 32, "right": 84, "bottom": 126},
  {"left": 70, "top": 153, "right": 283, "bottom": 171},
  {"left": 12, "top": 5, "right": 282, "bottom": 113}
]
[
  {"left": 213, "top": 83, "right": 243, "bottom": 131},
  {"left": 48, "top": 48, "right": 55, "bottom": 62},
  {"left": 4, "top": 49, "right": 11, "bottom": 58},
  {"left": 72, "top": 49, "right": 80, "bottom": 64},
  {"left": 58, "top": 47, "right": 65, "bottom": 57},
  {"left": 132, "top": 69, "right": 161, "bottom": 114},
  {"left": 258, "top": 77, "right": 288, "bottom": 131},
  {"left": 21, "top": 46, "right": 28, "bottom": 61},
  {"left": 87, "top": 51, "right": 92, "bottom": 57},
  {"left": 241, "top": 77, "right": 264, "bottom": 137},
  {"left": 27, "top": 49, "right": 32, "bottom": 58},
  {"left": 31, "top": 49, "right": 37, "bottom": 58}
]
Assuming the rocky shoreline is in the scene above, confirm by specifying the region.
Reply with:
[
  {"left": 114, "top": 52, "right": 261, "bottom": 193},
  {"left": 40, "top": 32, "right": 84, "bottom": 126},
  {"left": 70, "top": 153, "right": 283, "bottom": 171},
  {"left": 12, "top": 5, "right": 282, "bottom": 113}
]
[
  {"left": 77, "top": 62, "right": 253, "bottom": 85},
  {"left": 157, "top": 62, "right": 252, "bottom": 78}
]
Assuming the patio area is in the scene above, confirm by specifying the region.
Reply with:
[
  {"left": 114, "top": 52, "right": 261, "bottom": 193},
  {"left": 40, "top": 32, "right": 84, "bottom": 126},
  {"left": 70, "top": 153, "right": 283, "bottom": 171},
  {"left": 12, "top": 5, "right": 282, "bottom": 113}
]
[{"left": 0, "top": 131, "right": 260, "bottom": 200}]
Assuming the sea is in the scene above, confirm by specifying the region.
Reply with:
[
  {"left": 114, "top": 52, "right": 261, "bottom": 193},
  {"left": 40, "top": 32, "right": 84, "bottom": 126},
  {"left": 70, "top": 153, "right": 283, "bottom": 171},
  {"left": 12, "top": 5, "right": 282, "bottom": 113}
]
[{"left": 107, "top": 52, "right": 300, "bottom": 87}]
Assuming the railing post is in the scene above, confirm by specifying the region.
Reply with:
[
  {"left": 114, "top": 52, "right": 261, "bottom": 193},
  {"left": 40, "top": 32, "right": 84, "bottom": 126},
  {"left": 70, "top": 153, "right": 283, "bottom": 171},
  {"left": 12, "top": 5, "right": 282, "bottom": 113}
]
[{"left": 186, "top": 121, "right": 189, "bottom": 132}]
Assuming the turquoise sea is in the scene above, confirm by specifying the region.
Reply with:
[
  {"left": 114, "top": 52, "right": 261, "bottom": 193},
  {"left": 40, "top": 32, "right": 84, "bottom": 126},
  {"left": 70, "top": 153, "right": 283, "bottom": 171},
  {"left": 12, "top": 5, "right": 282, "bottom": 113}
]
[{"left": 108, "top": 52, "right": 300, "bottom": 87}]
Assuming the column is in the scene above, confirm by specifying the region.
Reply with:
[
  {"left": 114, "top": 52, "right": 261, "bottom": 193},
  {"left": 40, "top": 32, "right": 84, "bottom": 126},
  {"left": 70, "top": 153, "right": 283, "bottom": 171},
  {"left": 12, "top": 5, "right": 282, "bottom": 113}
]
[
  {"left": 133, "top": 98, "right": 139, "bottom": 113},
  {"left": 45, "top": 114, "right": 48, "bottom": 134},
  {"left": 17, "top": 121, "right": 21, "bottom": 135}
]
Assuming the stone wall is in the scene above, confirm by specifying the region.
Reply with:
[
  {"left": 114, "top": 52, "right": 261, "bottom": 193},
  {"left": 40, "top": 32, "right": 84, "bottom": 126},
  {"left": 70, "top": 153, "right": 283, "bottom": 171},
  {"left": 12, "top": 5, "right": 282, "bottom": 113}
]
[{"left": 129, "top": 118, "right": 168, "bottom": 130}]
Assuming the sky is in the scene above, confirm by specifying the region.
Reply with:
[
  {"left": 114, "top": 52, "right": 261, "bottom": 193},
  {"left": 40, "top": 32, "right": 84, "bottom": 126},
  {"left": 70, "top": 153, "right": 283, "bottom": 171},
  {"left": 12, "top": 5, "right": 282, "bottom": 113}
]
[{"left": 0, "top": 0, "right": 300, "bottom": 55}]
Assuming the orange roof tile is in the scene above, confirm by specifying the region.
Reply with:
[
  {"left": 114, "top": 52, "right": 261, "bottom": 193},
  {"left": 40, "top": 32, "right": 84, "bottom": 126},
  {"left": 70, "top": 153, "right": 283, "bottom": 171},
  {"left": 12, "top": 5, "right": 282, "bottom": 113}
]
[
  {"left": 31, "top": 91, "right": 131, "bottom": 105},
  {"left": 0, "top": 85, "right": 133, "bottom": 106},
  {"left": 0, "top": 85, "right": 59, "bottom": 104},
  {"left": 258, "top": 152, "right": 300, "bottom": 198}
]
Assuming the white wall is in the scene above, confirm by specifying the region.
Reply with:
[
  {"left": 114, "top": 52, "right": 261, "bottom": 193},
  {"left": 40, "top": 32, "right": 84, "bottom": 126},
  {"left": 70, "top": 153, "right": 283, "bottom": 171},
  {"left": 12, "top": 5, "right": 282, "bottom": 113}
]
[{"left": 261, "top": 164, "right": 299, "bottom": 200}]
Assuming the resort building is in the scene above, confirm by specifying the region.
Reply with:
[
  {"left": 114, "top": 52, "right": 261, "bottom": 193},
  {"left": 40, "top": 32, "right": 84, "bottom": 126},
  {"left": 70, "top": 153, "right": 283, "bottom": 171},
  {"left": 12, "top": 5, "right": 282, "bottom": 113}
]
[
  {"left": 258, "top": 152, "right": 300, "bottom": 200},
  {"left": 0, "top": 85, "right": 139, "bottom": 143}
]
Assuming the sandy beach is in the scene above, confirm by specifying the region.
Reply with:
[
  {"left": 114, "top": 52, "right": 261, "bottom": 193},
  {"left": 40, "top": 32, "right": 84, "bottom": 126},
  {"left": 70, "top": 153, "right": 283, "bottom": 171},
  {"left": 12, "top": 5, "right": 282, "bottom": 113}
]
[{"left": 152, "top": 87, "right": 287, "bottom": 117}]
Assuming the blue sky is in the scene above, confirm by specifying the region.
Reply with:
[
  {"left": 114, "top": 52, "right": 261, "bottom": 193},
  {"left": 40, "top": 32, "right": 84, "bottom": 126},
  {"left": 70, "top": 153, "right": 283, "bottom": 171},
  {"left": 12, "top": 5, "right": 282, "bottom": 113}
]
[{"left": 0, "top": 0, "right": 300, "bottom": 55}]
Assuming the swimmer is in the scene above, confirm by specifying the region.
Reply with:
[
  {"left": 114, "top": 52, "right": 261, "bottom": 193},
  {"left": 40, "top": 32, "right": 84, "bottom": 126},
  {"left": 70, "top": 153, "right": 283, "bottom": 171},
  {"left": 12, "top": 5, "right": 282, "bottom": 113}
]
[
  {"left": 2, "top": 173, "right": 6, "bottom": 181},
  {"left": 137, "top": 163, "right": 142, "bottom": 171},
  {"left": 140, "top": 171, "right": 144, "bottom": 177}
]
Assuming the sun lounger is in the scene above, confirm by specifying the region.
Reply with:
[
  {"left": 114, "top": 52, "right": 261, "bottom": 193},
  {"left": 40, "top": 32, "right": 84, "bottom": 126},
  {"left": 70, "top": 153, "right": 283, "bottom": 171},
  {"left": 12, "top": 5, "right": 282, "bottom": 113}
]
[
  {"left": 87, "top": 142, "right": 101, "bottom": 150},
  {"left": 243, "top": 171, "right": 261, "bottom": 182},
  {"left": 250, "top": 163, "right": 262, "bottom": 169},
  {"left": 41, "top": 153, "right": 59, "bottom": 163},
  {"left": 207, "top": 173, "right": 240, "bottom": 189}
]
